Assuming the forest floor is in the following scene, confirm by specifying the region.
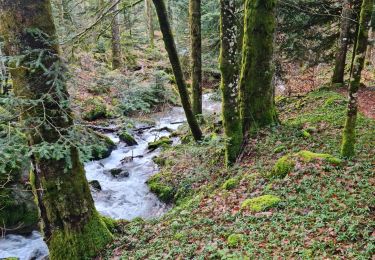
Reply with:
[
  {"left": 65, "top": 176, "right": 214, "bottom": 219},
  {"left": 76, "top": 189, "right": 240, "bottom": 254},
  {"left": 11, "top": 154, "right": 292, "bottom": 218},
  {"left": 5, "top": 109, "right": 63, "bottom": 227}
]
[{"left": 97, "top": 88, "right": 374, "bottom": 259}]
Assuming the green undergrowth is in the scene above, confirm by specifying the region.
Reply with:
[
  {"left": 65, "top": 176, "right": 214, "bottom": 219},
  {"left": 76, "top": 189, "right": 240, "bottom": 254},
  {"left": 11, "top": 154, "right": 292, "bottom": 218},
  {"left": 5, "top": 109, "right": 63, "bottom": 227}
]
[{"left": 101, "top": 89, "right": 374, "bottom": 259}]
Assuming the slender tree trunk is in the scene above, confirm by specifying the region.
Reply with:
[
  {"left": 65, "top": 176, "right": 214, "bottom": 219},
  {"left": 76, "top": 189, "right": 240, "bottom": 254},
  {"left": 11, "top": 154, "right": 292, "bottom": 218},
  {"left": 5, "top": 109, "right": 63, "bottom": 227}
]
[
  {"left": 341, "top": 0, "right": 374, "bottom": 157},
  {"left": 0, "top": 1, "right": 112, "bottom": 259},
  {"left": 152, "top": 0, "right": 203, "bottom": 141},
  {"left": 332, "top": 0, "right": 353, "bottom": 86},
  {"left": 145, "top": 0, "right": 155, "bottom": 48},
  {"left": 366, "top": 5, "right": 375, "bottom": 61},
  {"left": 239, "top": 0, "right": 278, "bottom": 135},
  {"left": 349, "top": 3, "right": 363, "bottom": 78},
  {"left": 111, "top": 0, "right": 122, "bottom": 69},
  {"left": 219, "top": 0, "right": 242, "bottom": 166},
  {"left": 189, "top": 0, "right": 202, "bottom": 115}
]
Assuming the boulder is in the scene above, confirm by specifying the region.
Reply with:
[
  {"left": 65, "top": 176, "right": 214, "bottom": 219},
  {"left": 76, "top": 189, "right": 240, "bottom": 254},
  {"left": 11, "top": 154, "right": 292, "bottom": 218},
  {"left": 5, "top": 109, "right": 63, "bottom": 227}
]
[
  {"left": 89, "top": 180, "right": 102, "bottom": 191},
  {"left": 105, "top": 168, "right": 129, "bottom": 178}
]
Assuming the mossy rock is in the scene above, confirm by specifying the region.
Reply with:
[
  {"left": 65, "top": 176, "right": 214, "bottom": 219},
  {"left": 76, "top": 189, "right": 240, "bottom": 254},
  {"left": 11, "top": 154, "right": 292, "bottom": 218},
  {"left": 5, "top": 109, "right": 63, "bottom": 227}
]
[
  {"left": 270, "top": 151, "right": 341, "bottom": 179},
  {"left": 147, "top": 175, "right": 175, "bottom": 203},
  {"left": 227, "top": 234, "right": 244, "bottom": 247},
  {"left": 91, "top": 132, "right": 116, "bottom": 160},
  {"left": 0, "top": 183, "right": 39, "bottom": 235},
  {"left": 297, "top": 150, "right": 342, "bottom": 165},
  {"left": 82, "top": 97, "right": 107, "bottom": 121},
  {"left": 270, "top": 155, "right": 295, "bottom": 179},
  {"left": 222, "top": 178, "right": 238, "bottom": 190},
  {"left": 148, "top": 136, "right": 173, "bottom": 150},
  {"left": 241, "top": 195, "right": 281, "bottom": 212},
  {"left": 119, "top": 130, "right": 138, "bottom": 146}
]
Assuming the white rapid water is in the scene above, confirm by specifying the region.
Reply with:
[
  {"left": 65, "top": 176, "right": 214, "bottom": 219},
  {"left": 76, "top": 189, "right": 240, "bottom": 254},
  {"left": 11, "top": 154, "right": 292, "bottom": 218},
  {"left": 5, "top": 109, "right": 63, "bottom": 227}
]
[{"left": 0, "top": 94, "right": 220, "bottom": 260}]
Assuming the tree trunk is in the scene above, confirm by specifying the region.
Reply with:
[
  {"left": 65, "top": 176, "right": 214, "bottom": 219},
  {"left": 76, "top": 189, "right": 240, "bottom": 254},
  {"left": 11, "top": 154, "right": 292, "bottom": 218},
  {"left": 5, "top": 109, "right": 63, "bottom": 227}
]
[
  {"left": 239, "top": 0, "right": 277, "bottom": 135},
  {"left": 332, "top": 0, "right": 353, "bottom": 86},
  {"left": 189, "top": 0, "right": 202, "bottom": 115},
  {"left": 152, "top": 0, "right": 203, "bottom": 141},
  {"left": 145, "top": 0, "right": 155, "bottom": 48},
  {"left": 365, "top": 5, "right": 375, "bottom": 61},
  {"left": 341, "top": 0, "right": 374, "bottom": 157},
  {"left": 219, "top": 0, "right": 242, "bottom": 166},
  {"left": 111, "top": 0, "right": 122, "bottom": 69},
  {"left": 0, "top": 1, "right": 112, "bottom": 259}
]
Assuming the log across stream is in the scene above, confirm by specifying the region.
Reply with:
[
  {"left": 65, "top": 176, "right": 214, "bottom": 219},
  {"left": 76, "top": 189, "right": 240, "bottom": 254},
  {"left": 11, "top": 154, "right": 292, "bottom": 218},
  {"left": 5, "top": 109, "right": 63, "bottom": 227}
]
[{"left": 0, "top": 94, "right": 220, "bottom": 259}]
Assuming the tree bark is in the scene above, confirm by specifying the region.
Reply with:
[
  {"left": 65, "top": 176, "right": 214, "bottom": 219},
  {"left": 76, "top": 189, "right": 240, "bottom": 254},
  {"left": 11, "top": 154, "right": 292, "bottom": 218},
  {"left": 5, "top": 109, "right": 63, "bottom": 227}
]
[
  {"left": 239, "top": 0, "right": 278, "bottom": 135},
  {"left": 111, "top": 0, "right": 122, "bottom": 69},
  {"left": 219, "top": 0, "right": 242, "bottom": 166},
  {"left": 189, "top": 0, "right": 202, "bottom": 115},
  {"left": 152, "top": 0, "right": 203, "bottom": 141},
  {"left": 0, "top": 1, "right": 112, "bottom": 259},
  {"left": 341, "top": 0, "right": 374, "bottom": 157},
  {"left": 145, "top": 0, "right": 155, "bottom": 48},
  {"left": 332, "top": 0, "right": 353, "bottom": 86}
]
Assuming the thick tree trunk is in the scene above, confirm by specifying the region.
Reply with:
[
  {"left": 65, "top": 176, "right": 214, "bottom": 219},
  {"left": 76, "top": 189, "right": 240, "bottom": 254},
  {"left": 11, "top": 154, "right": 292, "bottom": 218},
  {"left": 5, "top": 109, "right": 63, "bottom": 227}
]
[
  {"left": 152, "top": 0, "right": 203, "bottom": 141},
  {"left": 219, "top": 0, "right": 242, "bottom": 166},
  {"left": 189, "top": 0, "right": 202, "bottom": 115},
  {"left": 145, "top": 0, "right": 155, "bottom": 48},
  {"left": 111, "top": 0, "right": 122, "bottom": 69},
  {"left": 332, "top": 0, "right": 353, "bottom": 86},
  {"left": 0, "top": 1, "right": 112, "bottom": 259},
  {"left": 341, "top": 0, "right": 374, "bottom": 157},
  {"left": 239, "top": 0, "right": 277, "bottom": 134}
]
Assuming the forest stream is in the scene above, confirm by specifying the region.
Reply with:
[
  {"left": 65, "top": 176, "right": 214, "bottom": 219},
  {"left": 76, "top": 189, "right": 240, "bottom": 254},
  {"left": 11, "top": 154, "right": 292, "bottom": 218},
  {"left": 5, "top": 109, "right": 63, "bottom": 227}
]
[{"left": 0, "top": 94, "right": 221, "bottom": 260}]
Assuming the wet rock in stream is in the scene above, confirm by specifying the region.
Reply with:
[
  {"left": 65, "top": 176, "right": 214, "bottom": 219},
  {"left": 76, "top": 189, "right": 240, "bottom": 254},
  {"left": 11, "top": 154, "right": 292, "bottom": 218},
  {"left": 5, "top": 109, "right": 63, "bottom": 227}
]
[
  {"left": 105, "top": 168, "right": 130, "bottom": 178},
  {"left": 89, "top": 180, "right": 102, "bottom": 191}
]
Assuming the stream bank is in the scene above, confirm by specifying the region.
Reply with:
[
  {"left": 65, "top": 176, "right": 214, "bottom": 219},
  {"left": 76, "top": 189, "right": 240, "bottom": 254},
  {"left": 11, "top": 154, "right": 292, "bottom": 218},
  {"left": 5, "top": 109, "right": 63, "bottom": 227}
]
[{"left": 0, "top": 94, "right": 220, "bottom": 260}]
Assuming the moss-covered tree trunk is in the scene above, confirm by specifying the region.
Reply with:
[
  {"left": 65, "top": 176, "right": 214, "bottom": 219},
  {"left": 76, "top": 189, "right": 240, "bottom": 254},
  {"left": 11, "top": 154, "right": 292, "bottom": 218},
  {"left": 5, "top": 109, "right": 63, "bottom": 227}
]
[
  {"left": 111, "top": 0, "right": 122, "bottom": 69},
  {"left": 152, "top": 0, "right": 203, "bottom": 141},
  {"left": 0, "top": 1, "right": 112, "bottom": 259},
  {"left": 341, "top": 0, "right": 374, "bottom": 157},
  {"left": 332, "top": 0, "right": 353, "bottom": 86},
  {"left": 189, "top": 0, "right": 202, "bottom": 115},
  {"left": 145, "top": 0, "right": 155, "bottom": 48},
  {"left": 219, "top": 0, "right": 242, "bottom": 166},
  {"left": 239, "top": 0, "right": 277, "bottom": 135}
]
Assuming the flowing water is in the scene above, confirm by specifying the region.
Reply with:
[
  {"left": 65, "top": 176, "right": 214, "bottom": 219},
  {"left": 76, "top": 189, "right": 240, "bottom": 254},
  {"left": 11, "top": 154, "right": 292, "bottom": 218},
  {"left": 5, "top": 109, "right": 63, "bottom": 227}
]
[{"left": 0, "top": 94, "right": 220, "bottom": 260}]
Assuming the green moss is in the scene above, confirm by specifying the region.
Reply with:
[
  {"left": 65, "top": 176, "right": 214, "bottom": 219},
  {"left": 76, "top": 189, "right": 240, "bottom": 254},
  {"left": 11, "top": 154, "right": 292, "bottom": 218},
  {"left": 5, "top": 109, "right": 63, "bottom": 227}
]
[
  {"left": 49, "top": 212, "right": 113, "bottom": 260},
  {"left": 301, "top": 130, "right": 311, "bottom": 138},
  {"left": 227, "top": 234, "right": 244, "bottom": 247},
  {"left": 270, "top": 155, "right": 295, "bottom": 178},
  {"left": 148, "top": 136, "right": 173, "bottom": 150},
  {"left": 119, "top": 130, "right": 137, "bottom": 146},
  {"left": 297, "top": 150, "right": 342, "bottom": 165},
  {"left": 222, "top": 178, "right": 238, "bottom": 190},
  {"left": 100, "top": 215, "right": 118, "bottom": 233},
  {"left": 147, "top": 175, "right": 175, "bottom": 202},
  {"left": 91, "top": 132, "right": 116, "bottom": 160},
  {"left": 241, "top": 195, "right": 281, "bottom": 212},
  {"left": 0, "top": 186, "right": 39, "bottom": 234},
  {"left": 82, "top": 97, "right": 107, "bottom": 121}
]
